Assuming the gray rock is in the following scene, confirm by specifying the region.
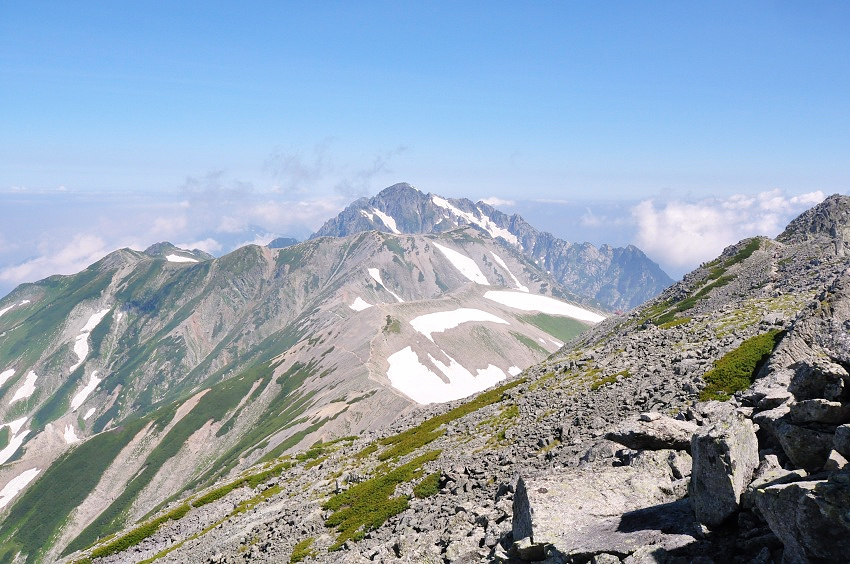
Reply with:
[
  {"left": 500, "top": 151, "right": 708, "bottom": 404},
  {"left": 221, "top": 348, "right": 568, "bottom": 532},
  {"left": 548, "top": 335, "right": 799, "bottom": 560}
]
[
  {"left": 689, "top": 411, "right": 759, "bottom": 527},
  {"left": 833, "top": 423, "right": 850, "bottom": 459},
  {"left": 788, "top": 359, "right": 850, "bottom": 401},
  {"left": 605, "top": 414, "right": 698, "bottom": 452},
  {"left": 755, "top": 471, "right": 850, "bottom": 564},
  {"left": 774, "top": 419, "right": 834, "bottom": 469},
  {"left": 788, "top": 398, "right": 850, "bottom": 424},
  {"left": 512, "top": 462, "right": 699, "bottom": 560}
]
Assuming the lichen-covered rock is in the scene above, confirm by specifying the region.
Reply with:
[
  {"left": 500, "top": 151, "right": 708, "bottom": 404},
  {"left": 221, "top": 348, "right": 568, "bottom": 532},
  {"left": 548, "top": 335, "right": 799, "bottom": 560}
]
[
  {"left": 755, "top": 471, "right": 850, "bottom": 564},
  {"left": 789, "top": 398, "right": 850, "bottom": 424},
  {"left": 689, "top": 411, "right": 759, "bottom": 527},
  {"left": 774, "top": 419, "right": 835, "bottom": 469}
]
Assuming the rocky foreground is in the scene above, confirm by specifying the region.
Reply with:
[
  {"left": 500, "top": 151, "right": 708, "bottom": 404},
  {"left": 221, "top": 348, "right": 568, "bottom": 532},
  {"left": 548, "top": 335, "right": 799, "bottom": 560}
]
[{"left": 68, "top": 195, "right": 850, "bottom": 564}]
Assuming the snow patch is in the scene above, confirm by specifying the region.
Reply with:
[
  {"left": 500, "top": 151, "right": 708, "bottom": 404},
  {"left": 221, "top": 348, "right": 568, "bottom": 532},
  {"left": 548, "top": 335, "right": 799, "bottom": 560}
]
[
  {"left": 372, "top": 208, "right": 401, "bottom": 234},
  {"left": 70, "top": 309, "right": 111, "bottom": 372},
  {"left": 63, "top": 424, "right": 79, "bottom": 444},
  {"left": 368, "top": 268, "right": 404, "bottom": 302},
  {"left": 349, "top": 297, "right": 373, "bottom": 312},
  {"left": 508, "top": 366, "right": 522, "bottom": 376},
  {"left": 0, "top": 305, "right": 14, "bottom": 318},
  {"left": 410, "top": 308, "right": 508, "bottom": 342},
  {"left": 0, "top": 468, "right": 40, "bottom": 510},
  {"left": 433, "top": 243, "right": 489, "bottom": 285},
  {"left": 6, "top": 417, "right": 27, "bottom": 435},
  {"left": 484, "top": 290, "right": 605, "bottom": 323},
  {"left": 431, "top": 195, "right": 519, "bottom": 245},
  {"left": 0, "top": 369, "right": 14, "bottom": 388},
  {"left": 10, "top": 371, "right": 37, "bottom": 404},
  {"left": 387, "top": 346, "right": 506, "bottom": 404},
  {"left": 359, "top": 209, "right": 375, "bottom": 222},
  {"left": 70, "top": 371, "right": 102, "bottom": 412},
  {"left": 166, "top": 254, "right": 198, "bottom": 263},
  {"left": 490, "top": 252, "right": 529, "bottom": 292},
  {"left": 0, "top": 426, "right": 30, "bottom": 465},
  {"left": 83, "top": 408, "right": 96, "bottom": 421}
]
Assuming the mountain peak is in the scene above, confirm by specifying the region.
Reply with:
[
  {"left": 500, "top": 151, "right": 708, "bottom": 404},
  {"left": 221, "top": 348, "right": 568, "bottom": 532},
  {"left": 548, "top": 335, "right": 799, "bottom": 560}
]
[{"left": 777, "top": 193, "right": 850, "bottom": 253}]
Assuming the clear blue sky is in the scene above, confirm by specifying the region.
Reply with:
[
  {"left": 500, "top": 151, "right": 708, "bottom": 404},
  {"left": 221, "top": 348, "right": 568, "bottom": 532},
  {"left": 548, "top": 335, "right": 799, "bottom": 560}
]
[{"left": 1, "top": 2, "right": 848, "bottom": 295}]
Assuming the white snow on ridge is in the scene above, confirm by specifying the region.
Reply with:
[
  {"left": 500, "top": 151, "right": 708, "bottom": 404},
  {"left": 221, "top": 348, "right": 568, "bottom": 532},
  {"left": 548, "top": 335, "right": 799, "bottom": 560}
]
[
  {"left": 83, "top": 408, "right": 96, "bottom": 421},
  {"left": 0, "top": 468, "right": 40, "bottom": 510},
  {"left": 64, "top": 424, "right": 79, "bottom": 444},
  {"left": 368, "top": 268, "right": 404, "bottom": 303},
  {"left": 430, "top": 195, "right": 519, "bottom": 245},
  {"left": 360, "top": 209, "right": 375, "bottom": 222},
  {"left": 484, "top": 290, "right": 605, "bottom": 323},
  {"left": 70, "top": 371, "right": 102, "bottom": 412},
  {"left": 490, "top": 252, "right": 529, "bottom": 292},
  {"left": 509, "top": 366, "right": 522, "bottom": 376},
  {"left": 166, "top": 254, "right": 198, "bottom": 263},
  {"left": 0, "top": 369, "right": 14, "bottom": 388},
  {"left": 372, "top": 209, "right": 401, "bottom": 234},
  {"left": 387, "top": 346, "right": 506, "bottom": 404},
  {"left": 7, "top": 417, "right": 27, "bottom": 435},
  {"left": 410, "top": 308, "right": 508, "bottom": 342},
  {"left": 10, "top": 371, "right": 37, "bottom": 404},
  {"left": 432, "top": 243, "right": 490, "bottom": 285},
  {"left": 349, "top": 297, "right": 373, "bottom": 312},
  {"left": 81, "top": 309, "right": 110, "bottom": 332},
  {"left": 0, "top": 305, "right": 14, "bottom": 318}
]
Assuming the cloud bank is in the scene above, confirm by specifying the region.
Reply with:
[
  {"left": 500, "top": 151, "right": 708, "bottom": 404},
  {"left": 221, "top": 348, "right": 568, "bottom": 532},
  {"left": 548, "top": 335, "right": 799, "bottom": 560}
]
[{"left": 631, "top": 189, "right": 826, "bottom": 276}]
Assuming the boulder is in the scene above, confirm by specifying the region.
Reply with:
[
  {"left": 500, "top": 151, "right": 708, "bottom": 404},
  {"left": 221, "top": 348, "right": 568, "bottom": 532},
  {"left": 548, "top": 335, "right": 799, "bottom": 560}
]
[
  {"left": 755, "top": 471, "right": 850, "bottom": 563},
  {"left": 512, "top": 457, "right": 700, "bottom": 560},
  {"left": 833, "top": 423, "right": 850, "bottom": 459},
  {"left": 689, "top": 411, "right": 759, "bottom": 527},
  {"left": 774, "top": 419, "right": 834, "bottom": 469},
  {"left": 605, "top": 413, "right": 698, "bottom": 452},
  {"left": 788, "top": 359, "right": 849, "bottom": 401},
  {"left": 788, "top": 398, "right": 850, "bottom": 425}
]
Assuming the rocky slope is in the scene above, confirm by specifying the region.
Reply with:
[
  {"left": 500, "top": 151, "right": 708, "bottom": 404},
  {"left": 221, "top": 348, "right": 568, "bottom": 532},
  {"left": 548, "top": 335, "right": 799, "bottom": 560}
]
[
  {"left": 0, "top": 224, "right": 606, "bottom": 562},
  {"left": 312, "top": 183, "right": 673, "bottom": 311},
  {"left": 58, "top": 194, "right": 850, "bottom": 564}
]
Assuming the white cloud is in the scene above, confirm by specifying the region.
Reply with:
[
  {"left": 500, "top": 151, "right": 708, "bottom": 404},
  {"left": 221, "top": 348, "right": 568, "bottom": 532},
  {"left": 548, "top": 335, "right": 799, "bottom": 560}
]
[
  {"left": 175, "top": 238, "right": 223, "bottom": 254},
  {"left": 480, "top": 197, "right": 516, "bottom": 207},
  {"left": 0, "top": 234, "right": 115, "bottom": 286},
  {"left": 632, "top": 189, "right": 826, "bottom": 275}
]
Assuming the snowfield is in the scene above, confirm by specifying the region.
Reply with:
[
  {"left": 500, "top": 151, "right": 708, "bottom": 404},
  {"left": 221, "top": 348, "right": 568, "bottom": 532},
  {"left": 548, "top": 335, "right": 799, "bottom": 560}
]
[
  {"left": 166, "top": 254, "right": 198, "bottom": 263},
  {"left": 371, "top": 209, "right": 401, "bottom": 234},
  {"left": 368, "top": 268, "right": 404, "bottom": 302},
  {"left": 83, "top": 407, "right": 96, "bottom": 420},
  {"left": 387, "top": 346, "right": 507, "bottom": 404},
  {"left": 410, "top": 308, "right": 509, "bottom": 342},
  {"left": 490, "top": 252, "right": 529, "bottom": 292},
  {"left": 0, "top": 369, "right": 14, "bottom": 388},
  {"left": 0, "top": 300, "right": 30, "bottom": 318},
  {"left": 430, "top": 195, "right": 519, "bottom": 245},
  {"left": 64, "top": 424, "right": 79, "bottom": 444},
  {"left": 433, "top": 243, "right": 490, "bottom": 285},
  {"left": 70, "top": 309, "right": 111, "bottom": 373},
  {"left": 509, "top": 366, "right": 522, "bottom": 376},
  {"left": 70, "top": 371, "right": 102, "bottom": 412},
  {"left": 348, "top": 297, "right": 373, "bottom": 311},
  {"left": 10, "top": 371, "right": 37, "bottom": 404},
  {"left": 0, "top": 419, "right": 30, "bottom": 466},
  {"left": 484, "top": 290, "right": 605, "bottom": 323},
  {"left": 0, "top": 468, "right": 40, "bottom": 510}
]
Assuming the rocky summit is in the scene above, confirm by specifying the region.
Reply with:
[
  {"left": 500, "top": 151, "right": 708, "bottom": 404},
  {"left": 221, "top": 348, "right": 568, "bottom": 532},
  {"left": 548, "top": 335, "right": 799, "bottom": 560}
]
[
  {"left": 33, "top": 193, "right": 849, "bottom": 564},
  {"left": 312, "top": 183, "right": 673, "bottom": 311}
]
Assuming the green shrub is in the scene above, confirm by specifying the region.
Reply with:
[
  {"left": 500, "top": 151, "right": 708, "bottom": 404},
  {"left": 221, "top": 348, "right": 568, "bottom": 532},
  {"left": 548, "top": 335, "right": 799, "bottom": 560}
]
[
  {"left": 413, "top": 472, "right": 441, "bottom": 499},
  {"left": 324, "top": 450, "right": 441, "bottom": 550},
  {"left": 290, "top": 537, "right": 317, "bottom": 563},
  {"left": 700, "top": 330, "right": 784, "bottom": 401}
]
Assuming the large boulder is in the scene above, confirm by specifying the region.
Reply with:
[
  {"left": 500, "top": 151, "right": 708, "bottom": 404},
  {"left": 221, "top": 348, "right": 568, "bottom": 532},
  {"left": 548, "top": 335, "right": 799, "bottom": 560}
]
[
  {"left": 605, "top": 412, "right": 698, "bottom": 453},
  {"left": 689, "top": 411, "right": 759, "bottom": 527},
  {"left": 512, "top": 451, "right": 699, "bottom": 560},
  {"left": 774, "top": 419, "right": 835, "bottom": 470},
  {"left": 789, "top": 399, "right": 850, "bottom": 425},
  {"left": 754, "top": 471, "right": 850, "bottom": 563},
  {"left": 788, "top": 359, "right": 849, "bottom": 402},
  {"left": 834, "top": 424, "right": 850, "bottom": 459}
]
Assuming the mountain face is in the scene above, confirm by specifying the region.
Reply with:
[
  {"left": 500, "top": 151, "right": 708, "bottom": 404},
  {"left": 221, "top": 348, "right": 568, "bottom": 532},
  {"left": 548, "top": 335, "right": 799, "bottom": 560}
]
[
  {"left": 54, "top": 194, "right": 850, "bottom": 564},
  {"left": 0, "top": 223, "right": 605, "bottom": 561},
  {"left": 312, "top": 183, "right": 673, "bottom": 311}
]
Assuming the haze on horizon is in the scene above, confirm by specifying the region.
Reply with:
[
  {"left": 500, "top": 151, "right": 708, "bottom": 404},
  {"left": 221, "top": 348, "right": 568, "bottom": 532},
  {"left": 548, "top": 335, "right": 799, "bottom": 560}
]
[{"left": 1, "top": 2, "right": 848, "bottom": 298}]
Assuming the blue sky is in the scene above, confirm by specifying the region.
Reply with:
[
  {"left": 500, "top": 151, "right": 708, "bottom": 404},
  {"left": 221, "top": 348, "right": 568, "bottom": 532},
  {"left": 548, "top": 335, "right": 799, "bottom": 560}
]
[{"left": 1, "top": 2, "right": 848, "bottom": 296}]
